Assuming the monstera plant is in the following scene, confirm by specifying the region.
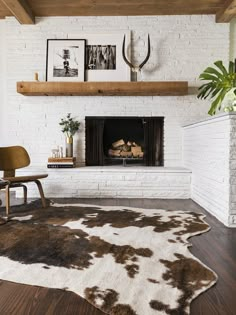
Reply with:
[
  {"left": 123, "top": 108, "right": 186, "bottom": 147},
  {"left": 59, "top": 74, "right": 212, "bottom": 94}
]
[{"left": 197, "top": 60, "right": 236, "bottom": 115}]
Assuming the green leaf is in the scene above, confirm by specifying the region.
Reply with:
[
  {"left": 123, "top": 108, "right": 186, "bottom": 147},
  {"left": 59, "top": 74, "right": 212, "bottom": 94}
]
[
  {"left": 208, "top": 88, "right": 229, "bottom": 115},
  {"left": 198, "top": 82, "right": 217, "bottom": 99},
  {"left": 204, "top": 85, "right": 216, "bottom": 99},
  {"left": 208, "top": 93, "right": 222, "bottom": 115},
  {"left": 229, "top": 61, "right": 234, "bottom": 74},
  {"left": 59, "top": 113, "right": 80, "bottom": 136},
  {"left": 210, "top": 87, "right": 221, "bottom": 99},
  {"left": 197, "top": 87, "right": 210, "bottom": 99},
  {"left": 198, "top": 60, "right": 236, "bottom": 115},
  {"left": 204, "top": 67, "right": 224, "bottom": 79},
  {"left": 199, "top": 73, "right": 218, "bottom": 81},
  {"left": 198, "top": 83, "right": 209, "bottom": 90},
  {"left": 214, "top": 60, "right": 228, "bottom": 75}
]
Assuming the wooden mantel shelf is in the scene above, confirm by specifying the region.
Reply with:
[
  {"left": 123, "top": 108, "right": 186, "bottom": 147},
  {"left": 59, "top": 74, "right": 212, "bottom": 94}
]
[{"left": 17, "top": 81, "right": 188, "bottom": 96}]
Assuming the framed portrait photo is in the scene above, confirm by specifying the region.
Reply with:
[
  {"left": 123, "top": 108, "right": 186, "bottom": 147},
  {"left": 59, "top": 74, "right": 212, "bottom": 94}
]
[
  {"left": 46, "top": 39, "right": 86, "bottom": 81},
  {"left": 69, "top": 32, "right": 131, "bottom": 81}
]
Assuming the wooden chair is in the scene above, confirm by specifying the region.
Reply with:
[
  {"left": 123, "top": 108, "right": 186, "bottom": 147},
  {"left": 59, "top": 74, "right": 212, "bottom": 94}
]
[{"left": 0, "top": 146, "right": 48, "bottom": 216}]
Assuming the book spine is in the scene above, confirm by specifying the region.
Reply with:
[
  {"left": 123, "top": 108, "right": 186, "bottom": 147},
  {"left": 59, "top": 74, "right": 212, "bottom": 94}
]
[
  {"left": 47, "top": 164, "right": 75, "bottom": 168},
  {"left": 47, "top": 162, "right": 75, "bottom": 165},
  {"left": 48, "top": 158, "right": 76, "bottom": 163}
]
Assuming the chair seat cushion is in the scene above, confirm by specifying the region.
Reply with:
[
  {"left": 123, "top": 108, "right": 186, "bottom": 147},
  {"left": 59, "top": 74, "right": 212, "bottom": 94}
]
[{"left": 3, "top": 174, "right": 48, "bottom": 183}]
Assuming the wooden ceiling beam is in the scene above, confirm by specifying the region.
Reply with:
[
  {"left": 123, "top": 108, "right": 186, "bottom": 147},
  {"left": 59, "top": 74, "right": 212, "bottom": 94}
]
[
  {"left": 1, "top": 0, "right": 35, "bottom": 24},
  {"left": 216, "top": 0, "right": 236, "bottom": 22}
]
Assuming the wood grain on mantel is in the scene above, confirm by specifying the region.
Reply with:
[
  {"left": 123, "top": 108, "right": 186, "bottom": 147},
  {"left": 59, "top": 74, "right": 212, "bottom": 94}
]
[{"left": 17, "top": 81, "right": 188, "bottom": 96}]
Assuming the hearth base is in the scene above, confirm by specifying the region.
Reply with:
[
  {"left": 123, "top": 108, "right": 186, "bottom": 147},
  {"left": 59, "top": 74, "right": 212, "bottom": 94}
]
[{"left": 16, "top": 166, "right": 191, "bottom": 199}]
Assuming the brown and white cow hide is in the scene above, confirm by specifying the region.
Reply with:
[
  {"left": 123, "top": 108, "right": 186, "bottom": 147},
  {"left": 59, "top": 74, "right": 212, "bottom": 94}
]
[{"left": 0, "top": 203, "right": 217, "bottom": 315}]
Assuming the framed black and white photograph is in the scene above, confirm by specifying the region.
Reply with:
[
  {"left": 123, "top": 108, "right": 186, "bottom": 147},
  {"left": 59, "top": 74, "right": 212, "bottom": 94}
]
[
  {"left": 46, "top": 39, "right": 86, "bottom": 81},
  {"left": 69, "top": 32, "right": 131, "bottom": 81},
  {"left": 86, "top": 45, "right": 116, "bottom": 70}
]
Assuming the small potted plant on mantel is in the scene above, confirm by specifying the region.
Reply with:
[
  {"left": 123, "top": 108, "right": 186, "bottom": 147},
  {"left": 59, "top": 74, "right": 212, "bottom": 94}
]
[
  {"left": 59, "top": 113, "right": 80, "bottom": 157},
  {"left": 197, "top": 59, "right": 236, "bottom": 115}
]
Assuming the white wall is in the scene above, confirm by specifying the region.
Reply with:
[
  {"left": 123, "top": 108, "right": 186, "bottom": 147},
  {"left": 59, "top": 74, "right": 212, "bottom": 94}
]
[
  {"left": 182, "top": 19, "right": 236, "bottom": 227},
  {"left": 2, "top": 15, "right": 229, "bottom": 167},
  {"left": 183, "top": 113, "right": 236, "bottom": 227},
  {"left": 230, "top": 18, "right": 236, "bottom": 60},
  {"left": 0, "top": 20, "right": 6, "bottom": 146}
]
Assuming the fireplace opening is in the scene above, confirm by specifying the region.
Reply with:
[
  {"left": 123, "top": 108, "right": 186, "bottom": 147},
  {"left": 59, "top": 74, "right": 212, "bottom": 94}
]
[
  {"left": 85, "top": 116, "right": 164, "bottom": 167},
  {"left": 104, "top": 118, "right": 144, "bottom": 166}
]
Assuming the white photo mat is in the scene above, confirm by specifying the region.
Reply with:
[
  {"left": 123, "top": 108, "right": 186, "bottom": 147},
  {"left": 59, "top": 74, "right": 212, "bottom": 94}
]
[
  {"left": 69, "top": 32, "right": 131, "bottom": 81},
  {"left": 46, "top": 39, "right": 86, "bottom": 82}
]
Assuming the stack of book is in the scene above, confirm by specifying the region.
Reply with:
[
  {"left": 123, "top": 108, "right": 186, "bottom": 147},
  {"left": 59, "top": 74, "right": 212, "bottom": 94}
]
[{"left": 47, "top": 157, "right": 76, "bottom": 168}]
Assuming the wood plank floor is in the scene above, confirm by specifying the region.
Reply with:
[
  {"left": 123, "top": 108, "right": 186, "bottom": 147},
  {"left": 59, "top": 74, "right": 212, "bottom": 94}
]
[{"left": 0, "top": 198, "right": 236, "bottom": 315}]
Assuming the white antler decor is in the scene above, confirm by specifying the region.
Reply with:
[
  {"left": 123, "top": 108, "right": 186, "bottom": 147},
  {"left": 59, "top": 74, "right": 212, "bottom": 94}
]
[{"left": 122, "top": 34, "right": 151, "bottom": 81}]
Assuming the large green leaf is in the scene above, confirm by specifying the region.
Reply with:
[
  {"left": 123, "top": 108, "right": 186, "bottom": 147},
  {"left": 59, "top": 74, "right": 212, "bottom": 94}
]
[
  {"left": 197, "top": 60, "right": 236, "bottom": 116},
  {"left": 210, "top": 87, "right": 221, "bottom": 99},
  {"left": 208, "top": 88, "right": 229, "bottom": 115},
  {"left": 198, "top": 82, "right": 219, "bottom": 99},
  {"left": 214, "top": 60, "right": 228, "bottom": 76},
  {"left": 197, "top": 86, "right": 211, "bottom": 99},
  {"left": 204, "top": 67, "right": 224, "bottom": 79},
  {"left": 204, "top": 85, "right": 217, "bottom": 99},
  {"left": 199, "top": 73, "right": 218, "bottom": 81}
]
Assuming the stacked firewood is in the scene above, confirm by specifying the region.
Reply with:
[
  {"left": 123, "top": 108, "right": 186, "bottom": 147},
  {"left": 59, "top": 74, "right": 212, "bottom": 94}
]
[{"left": 108, "top": 139, "right": 144, "bottom": 158}]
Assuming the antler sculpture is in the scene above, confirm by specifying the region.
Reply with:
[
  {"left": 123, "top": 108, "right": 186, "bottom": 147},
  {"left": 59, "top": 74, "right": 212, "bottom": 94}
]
[{"left": 122, "top": 34, "right": 151, "bottom": 81}]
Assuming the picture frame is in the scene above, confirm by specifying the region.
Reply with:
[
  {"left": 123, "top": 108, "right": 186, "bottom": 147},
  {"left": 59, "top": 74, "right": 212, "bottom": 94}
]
[
  {"left": 69, "top": 32, "right": 131, "bottom": 81},
  {"left": 46, "top": 39, "right": 86, "bottom": 82}
]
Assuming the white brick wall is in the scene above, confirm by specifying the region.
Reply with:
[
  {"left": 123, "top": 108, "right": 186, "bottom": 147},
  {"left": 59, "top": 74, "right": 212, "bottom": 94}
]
[
  {"left": 183, "top": 113, "right": 236, "bottom": 227},
  {"left": 0, "top": 20, "right": 6, "bottom": 146},
  {"left": 2, "top": 15, "right": 230, "bottom": 167},
  {"left": 230, "top": 18, "right": 236, "bottom": 60},
  {"left": 229, "top": 115, "right": 236, "bottom": 225},
  {"left": 17, "top": 166, "right": 191, "bottom": 199}
]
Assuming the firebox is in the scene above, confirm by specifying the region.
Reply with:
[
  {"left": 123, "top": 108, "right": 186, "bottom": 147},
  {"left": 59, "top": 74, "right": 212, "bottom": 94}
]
[{"left": 85, "top": 116, "right": 164, "bottom": 166}]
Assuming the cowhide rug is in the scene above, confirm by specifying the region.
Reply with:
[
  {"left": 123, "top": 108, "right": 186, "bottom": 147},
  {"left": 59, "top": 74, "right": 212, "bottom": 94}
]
[{"left": 0, "top": 202, "right": 217, "bottom": 315}]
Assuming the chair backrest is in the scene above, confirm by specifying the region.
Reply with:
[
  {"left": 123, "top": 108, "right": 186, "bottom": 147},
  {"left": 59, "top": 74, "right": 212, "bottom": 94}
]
[{"left": 0, "top": 146, "right": 30, "bottom": 175}]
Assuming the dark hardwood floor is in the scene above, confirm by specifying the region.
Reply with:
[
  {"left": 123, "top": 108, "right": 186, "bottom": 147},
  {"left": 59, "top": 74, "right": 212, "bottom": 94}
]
[{"left": 0, "top": 198, "right": 236, "bottom": 315}]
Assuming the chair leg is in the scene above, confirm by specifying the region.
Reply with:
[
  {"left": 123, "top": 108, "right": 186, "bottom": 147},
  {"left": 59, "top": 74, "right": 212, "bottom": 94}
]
[
  {"left": 5, "top": 185, "right": 10, "bottom": 217},
  {"left": 22, "top": 185, "right": 27, "bottom": 204},
  {"left": 35, "top": 180, "right": 47, "bottom": 208}
]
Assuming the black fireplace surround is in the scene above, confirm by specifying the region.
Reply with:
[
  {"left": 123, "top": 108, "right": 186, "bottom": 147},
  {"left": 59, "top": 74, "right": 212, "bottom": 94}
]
[{"left": 85, "top": 116, "right": 164, "bottom": 166}]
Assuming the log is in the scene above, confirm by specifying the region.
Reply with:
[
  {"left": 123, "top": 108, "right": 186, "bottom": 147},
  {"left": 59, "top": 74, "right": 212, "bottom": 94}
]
[
  {"left": 108, "top": 149, "right": 121, "bottom": 157},
  {"left": 120, "top": 151, "right": 132, "bottom": 157},
  {"left": 112, "top": 139, "right": 125, "bottom": 148},
  {"left": 131, "top": 146, "right": 142, "bottom": 157}
]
